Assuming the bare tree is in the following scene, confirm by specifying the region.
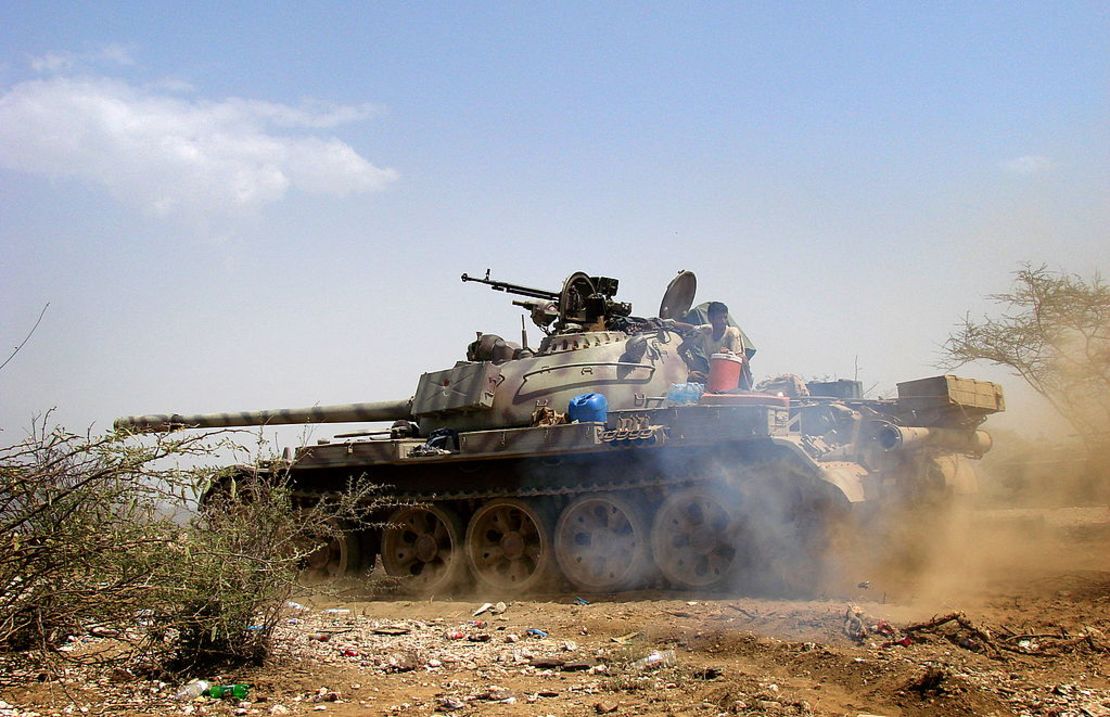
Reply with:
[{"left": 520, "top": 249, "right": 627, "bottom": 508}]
[{"left": 943, "top": 264, "right": 1109, "bottom": 472}]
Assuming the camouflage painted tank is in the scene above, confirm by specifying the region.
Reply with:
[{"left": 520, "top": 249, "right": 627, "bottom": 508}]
[{"left": 116, "top": 270, "right": 1004, "bottom": 595}]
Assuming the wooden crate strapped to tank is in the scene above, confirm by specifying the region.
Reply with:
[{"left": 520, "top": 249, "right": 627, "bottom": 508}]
[{"left": 895, "top": 374, "right": 1005, "bottom": 413}]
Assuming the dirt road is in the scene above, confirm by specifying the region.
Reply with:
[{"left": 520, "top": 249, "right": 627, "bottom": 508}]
[{"left": 3, "top": 507, "right": 1108, "bottom": 717}]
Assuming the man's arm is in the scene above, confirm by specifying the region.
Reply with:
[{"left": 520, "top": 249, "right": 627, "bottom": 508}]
[{"left": 722, "top": 327, "right": 744, "bottom": 355}]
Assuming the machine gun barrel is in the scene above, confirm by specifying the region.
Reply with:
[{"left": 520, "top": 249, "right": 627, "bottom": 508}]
[
  {"left": 461, "top": 270, "right": 559, "bottom": 301},
  {"left": 114, "top": 399, "right": 414, "bottom": 433}
]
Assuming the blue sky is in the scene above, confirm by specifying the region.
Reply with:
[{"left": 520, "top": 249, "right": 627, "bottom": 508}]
[{"left": 1, "top": 2, "right": 1106, "bottom": 441}]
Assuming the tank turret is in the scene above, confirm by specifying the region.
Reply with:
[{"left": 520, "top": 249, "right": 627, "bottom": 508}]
[{"left": 115, "top": 269, "right": 700, "bottom": 436}]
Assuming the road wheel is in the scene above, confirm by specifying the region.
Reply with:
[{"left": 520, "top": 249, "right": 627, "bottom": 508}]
[
  {"left": 650, "top": 486, "right": 739, "bottom": 589},
  {"left": 555, "top": 493, "right": 653, "bottom": 592},
  {"left": 381, "top": 505, "right": 467, "bottom": 594},
  {"left": 466, "top": 498, "right": 555, "bottom": 593},
  {"left": 300, "top": 520, "right": 360, "bottom": 583}
]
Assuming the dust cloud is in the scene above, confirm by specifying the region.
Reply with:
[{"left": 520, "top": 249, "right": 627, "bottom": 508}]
[{"left": 818, "top": 441, "right": 1109, "bottom": 610}]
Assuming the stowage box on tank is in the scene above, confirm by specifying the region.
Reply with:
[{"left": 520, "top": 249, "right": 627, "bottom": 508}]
[{"left": 115, "top": 269, "right": 1003, "bottom": 595}]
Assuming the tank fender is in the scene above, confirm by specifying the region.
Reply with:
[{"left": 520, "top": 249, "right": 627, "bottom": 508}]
[{"left": 768, "top": 436, "right": 871, "bottom": 504}]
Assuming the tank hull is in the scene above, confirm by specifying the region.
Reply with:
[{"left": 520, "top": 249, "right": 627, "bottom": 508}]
[{"left": 238, "top": 386, "right": 1001, "bottom": 596}]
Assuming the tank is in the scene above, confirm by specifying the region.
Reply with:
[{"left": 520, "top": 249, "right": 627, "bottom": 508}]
[{"left": 115, "top": 270, "right": 1005, "bottom": 595}]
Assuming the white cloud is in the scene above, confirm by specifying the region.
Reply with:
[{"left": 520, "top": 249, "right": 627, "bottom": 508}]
[
  {"left": 1002, "top": 155, "right": 1052, "bottom": 175},
  {"left": 0, "top": 76, "right": 397, "bottom": 216}
]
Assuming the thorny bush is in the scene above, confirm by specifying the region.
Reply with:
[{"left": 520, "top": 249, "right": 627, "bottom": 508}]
[{"left": 0, "top": 417, "right": 383, "bottom": 675}]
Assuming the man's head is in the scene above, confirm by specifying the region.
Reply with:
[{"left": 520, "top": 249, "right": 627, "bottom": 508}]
[{"left": 707, "top": 301, "right": 729, "bottom": 331}]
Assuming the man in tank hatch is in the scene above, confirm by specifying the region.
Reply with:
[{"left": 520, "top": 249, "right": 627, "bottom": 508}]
[{"left": 673, "top": 301, "right": 751, "bottom": 388}]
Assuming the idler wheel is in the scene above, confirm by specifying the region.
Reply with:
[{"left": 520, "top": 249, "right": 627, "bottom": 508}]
[
  {"left": 555, "top": 493, "right": 652, "bottom": 592},
  {"left": 650, "top": 487, "right": 739, "bottom": 589},
  {"left": 466, "top": 498, "right": 555, "bottom": 592},
  {"left": 381, "top": 505, "right": 467, "bottom": 594}
]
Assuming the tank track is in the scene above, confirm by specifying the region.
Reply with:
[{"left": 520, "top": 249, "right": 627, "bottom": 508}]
[{"left": 288, "top": 455, "right": 829, "bottom": 597}]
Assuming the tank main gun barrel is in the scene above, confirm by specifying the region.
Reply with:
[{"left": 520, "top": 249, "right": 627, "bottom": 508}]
[
  {"left": 114, "top": 399, "right": 414, "bottom": 433},
  {"left": 461, "top": 269, "right": 560, "bottom": 301}
]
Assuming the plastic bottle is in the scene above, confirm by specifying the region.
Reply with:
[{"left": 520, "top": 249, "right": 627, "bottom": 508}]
[
  {"left": 631, "top": 649, "right": 677, "bottom": 670},
  {"left": 665, "top": 383, "right": 704, "bottom": 406},
  {"left": 173, "top": 679, "right": 210, "bottom": 700},
  {"left": 206, "top": 684, "right": 250, "bottom": 700}
]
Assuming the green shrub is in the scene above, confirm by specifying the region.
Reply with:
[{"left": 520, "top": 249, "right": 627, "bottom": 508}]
[{"left": 0, "top": 419, "right": 377, "bottom": 674}]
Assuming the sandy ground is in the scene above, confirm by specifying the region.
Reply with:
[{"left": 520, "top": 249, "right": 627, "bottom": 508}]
[{"left": 3, "top": 506, "right": 1108, "bottom": 717}]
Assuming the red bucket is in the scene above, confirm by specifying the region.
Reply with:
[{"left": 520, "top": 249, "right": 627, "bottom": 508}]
[{"left": 707, "top": 353, "right": 744, "bottom": 393}]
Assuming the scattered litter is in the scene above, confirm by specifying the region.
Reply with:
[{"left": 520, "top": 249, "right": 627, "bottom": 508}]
[
  {"left": 88, "top": 626, "right": 120, "bottom": 638},
  {"left": 526, "top": 628, "right": 549, "bottom": 638},
  {"left": 370, "top": 625, "right": 410, "bottom": 635},
  {"left": 473, "top": 602, "right": 494, "bottom": 616},
  {"left": 631, "top": 649, "right": 676, "bottom": 670},
  {"left": 206, "top": 684, "right": 250, "bottom": 700},
  {"left": 173, "top": 680, "right": 210, "bottom": 701},
  {"left": 873, "top": 619, "right": 896, "bottom": 637},
  {"left": 322, "top": 608, "right": 350, "bottom": 615},
  {"left": 611, "top": 631, "right": 640, "bottom": 644},
  {"left": 573, "top": 596, "right": 590, "bottom": 605},
  {"left": 857, "top": 580, "right": 872, "bottom": 589},
  {"left": 476, "top": 687, "right": 514, "bottom": 703},
  {"left": 439, "top": 697, "right": 465, "bottom": 711}
]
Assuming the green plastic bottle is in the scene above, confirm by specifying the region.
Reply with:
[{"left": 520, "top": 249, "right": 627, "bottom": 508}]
[{"left": 205, "top": 684, "right": 250, "bottom": 700}]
